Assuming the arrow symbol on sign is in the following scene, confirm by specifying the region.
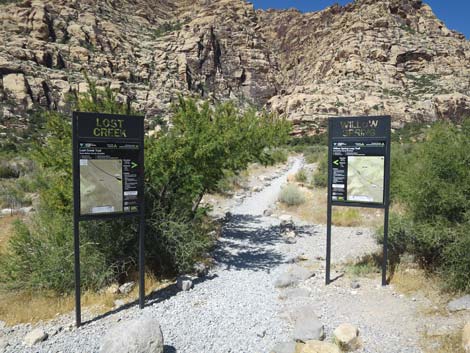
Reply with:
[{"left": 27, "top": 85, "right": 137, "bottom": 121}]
[
  {"left": 333, "top": 159, "right": 340, "bottom": 166},
  {"left": 131, "top": 162, "right": 138, "bottom": 169}
]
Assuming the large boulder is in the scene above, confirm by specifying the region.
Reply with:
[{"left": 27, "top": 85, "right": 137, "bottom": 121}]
[
  {"left": 274, "top": 265, "right": 315, "bottom": 288},
  {"left": 100, "top": 316, "right": 164, "bottom": 353},
  {"left": 333, "top": 323, "right": 362, "bottom": 351},
  {"left": 293, "top": 316, "right": 325, "bottom": 342}
]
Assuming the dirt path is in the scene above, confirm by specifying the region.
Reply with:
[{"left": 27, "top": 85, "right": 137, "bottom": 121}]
[{"left": 1, "top": 157, "right": 430, "bottom": 353}]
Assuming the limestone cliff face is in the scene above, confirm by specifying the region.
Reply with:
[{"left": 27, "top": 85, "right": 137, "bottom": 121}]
[{"left": 0, "top": 0, "right": 469, "bottom": 136}]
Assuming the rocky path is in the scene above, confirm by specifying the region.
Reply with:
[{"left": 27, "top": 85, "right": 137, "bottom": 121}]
[{"left": 1, "top": 157, "right": 427, "bottom": 353}]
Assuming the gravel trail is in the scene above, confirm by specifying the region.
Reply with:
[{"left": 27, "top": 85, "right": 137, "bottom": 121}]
[{"left": 1, "top": 156, "right": 426, "bottom": 353}]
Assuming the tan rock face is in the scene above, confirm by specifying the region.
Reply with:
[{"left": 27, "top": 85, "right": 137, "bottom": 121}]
[{"left": 0, "top": 0, "right": 469, "bottom": 135}]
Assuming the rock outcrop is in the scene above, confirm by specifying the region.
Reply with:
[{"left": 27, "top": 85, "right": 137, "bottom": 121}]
[{"left": 1, "top": 0, "right": 469, "bottom": 138}]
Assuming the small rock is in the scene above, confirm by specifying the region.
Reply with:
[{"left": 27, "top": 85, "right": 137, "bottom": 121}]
[
  {"left": 356, "top": 231, "right": 363, "bottom": 235},
  {"left": 257, "top": 329, "right": 266, "bottom": 338},
  {"left": 119, "top": 282, "right": 135, "bottom": 295},
  {"left": 448, "top": 295, "right": 470, "bottom": 312},
  {"left": 285, "top": 237, "right": 297, "bottom": 244},
  {"left": 271, "top": 341, "right": 297, "bottom": 353},
  {"left": 274, "top": 266, "right": 315, "bottom": 288},
  {"left": 350, "top": 281, "right": 360, "bottom": 289},
  {"left": 293, "top": 316, "right": 325, "bottom": 342},
  {"left": 263, "top": 208, "right": 273, "bottom": 216},
  {"left": 462, "top": 323, "right": 470, "bottom": 353},
  {"left": 24, "top": 328, "right": 48, "bottom": 347},
  {"left": 193, "top": 262, "right": 209, "bottom": 277},
  {"left": 274, "top": 272, "right": 298, "bottom": 288},
  {"left": 301, "top": 340, "right": 341, "bottom": 353},
  {"left": 225, "top": 211, "right": 232, "bottom": 221},
  {"left": 177, "top": 276, "right": 193, "bottom": 291},
  {"left": 333, "top": 323, "right": 362, "bottom": 351},
  {"left": 100, "top": 316, "right": 164, "bottom": 353}
]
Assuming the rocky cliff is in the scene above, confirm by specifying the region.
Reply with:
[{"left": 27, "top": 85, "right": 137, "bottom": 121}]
[{"left": 0, "top": 0, "right": 469, "bottom": 136}]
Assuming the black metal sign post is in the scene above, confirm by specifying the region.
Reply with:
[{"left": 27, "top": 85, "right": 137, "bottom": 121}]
[
  {"left": 72, "top": 112, "right": 145, "bottom": 327},
  {"left": 325, "top": 116, "right": 391, "bottom": 286}
]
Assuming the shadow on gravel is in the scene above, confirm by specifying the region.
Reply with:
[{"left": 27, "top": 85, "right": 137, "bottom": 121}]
[
  {"left": 164, "top": 345, "right": 177, "bottom": 353},
  {"left": 82, "top": 275, "right": 219, "bottom": 326},
  {"left": 214, "top": 214, "right": 288, "bottom": 271}
]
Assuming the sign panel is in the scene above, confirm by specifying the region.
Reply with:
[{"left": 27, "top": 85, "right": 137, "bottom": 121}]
[
  {"left": 72, "top": 112, "right": 146, "bottom": 328},
  {"left": 328, "top": 116, "right": 390, "bottom": 208},
  {"left": 331, "top": 141, "right": 385, "bottom": 204},
  {"left": 325, "top": 116, "right": 391, "bottom": 287},
  {"left": 73, "top": 112, "right": 144, "bottom": 219}
]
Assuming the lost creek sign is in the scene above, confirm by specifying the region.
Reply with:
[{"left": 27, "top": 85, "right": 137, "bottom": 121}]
[
  {"left": 325, "top": 116, "right": 391, "bottom": 287},
  {"left": 73, "top": 112, "right": 144, "bottom": 217},
  {"left": 72, "top": 112, "right": 146, "bottom": 327}
]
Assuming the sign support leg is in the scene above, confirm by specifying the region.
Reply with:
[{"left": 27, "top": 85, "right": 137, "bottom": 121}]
[
  {"left": 382, "top": 205, "right": 390, "bottom": 286},
  {"left": 138, "top": 212, "right": 145, "bottom": 309},
  {"left": 326, "top": 204, "right": 332, "bottom": 285},
  {"left": 74, "top": 217, "right": 81, "bottom": 327}
]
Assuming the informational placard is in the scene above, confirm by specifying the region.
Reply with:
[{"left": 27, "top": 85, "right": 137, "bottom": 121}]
[
  {"left": 331, "top": 141, "right": 385, "bottom": 204},
  {"left": 73, "top": 113, "right": 144, "bottom": 219},
  {"left": 325, "top": 116, "right": 391, "bottom": 287},
  {"left": 328, "top": 116, "right": 390, "bottom": 208},
  {"left": 72, "top": 112, "right": 146, "bottom": 328}
]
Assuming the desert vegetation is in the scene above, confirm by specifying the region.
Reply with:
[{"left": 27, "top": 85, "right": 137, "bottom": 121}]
[{"left": 0, "top": 78, "right": 291, "bottom": 295}]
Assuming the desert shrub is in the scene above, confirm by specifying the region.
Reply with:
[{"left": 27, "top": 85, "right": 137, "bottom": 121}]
[
  {"left": 0, "top": 85, "right": 290, "bottom": 293},
  {"left": 441, "top": 222, "right": 470, "bottom": 292},
  {"left": 295, "top": 168, "right": 308, "bottom": 183},
  {"left": 312, "top": 152, "right": 328, "bottom": 187},
  {"left": 303, "top": 145, "right": 327, "bottom": 164},
  {"left": 278, "top": 184, "right": 306, "bottom": 206},
  {"left": 215, "top": 170, "right": 244, "bottom": 194},
  {"left": 259, "top": 147, "right": 288, "bottom": 165},
  {"left": 332, "top": 208, "right": 362, "bottom": 227},
  {"left": 378, "top": 119, "right": 470, "bottom": 291}
]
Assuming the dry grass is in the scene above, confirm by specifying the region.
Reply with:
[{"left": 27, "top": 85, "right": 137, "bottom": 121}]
[
  {"left": 343, "top": 253, "right": 382, "bottom": 278},
  {"left": 421, "top": 330, "right": 464, "bottom": 353},
  {"left": 277, "top": 186, "right": 382, "bottom": 227},
  {"left": 390, "top": 266, "right": 452, "bottom": 309},
  {"left": 0, "top": 273, "right": 171, "bottom": 326}
]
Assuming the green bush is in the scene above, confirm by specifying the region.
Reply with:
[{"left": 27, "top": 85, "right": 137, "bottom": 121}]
[
  {"left": 312, "top": 152, "right": 328, "bottom": 188},
  {"left": 295, "top": 168, "right": 308, "bottom": 183},
  {"left": 379, "top": 119, "right": 470, "bottom": 291},
  {"left": 278, "top": 184, "right": 306, "bottom": 206},
  {"left": 0, "top": 80, "right": 291, "bottom": 293},
  {"left": 304, "top": 145, "right": 327, "bottom": 164}
]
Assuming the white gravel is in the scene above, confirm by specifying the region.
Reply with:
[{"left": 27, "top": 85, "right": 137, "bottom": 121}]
[{"left": 0, "top": 157, "right": 426, "bottom": 353}]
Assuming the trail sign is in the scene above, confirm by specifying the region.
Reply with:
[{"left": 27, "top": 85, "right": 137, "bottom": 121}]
[
  {"left": 325, "top": 116, "right": 391, "bottom": 286},
  {"left": 72, "top": 112, "right": 145, "bottom": 327}
]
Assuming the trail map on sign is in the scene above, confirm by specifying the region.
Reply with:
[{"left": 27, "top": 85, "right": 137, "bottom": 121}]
[
  {"left": 80, "top": 159, "right": 123, "bottom": 214},
  {"left": 347, "top": 156, "right": 384, "bottom": 203}
]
